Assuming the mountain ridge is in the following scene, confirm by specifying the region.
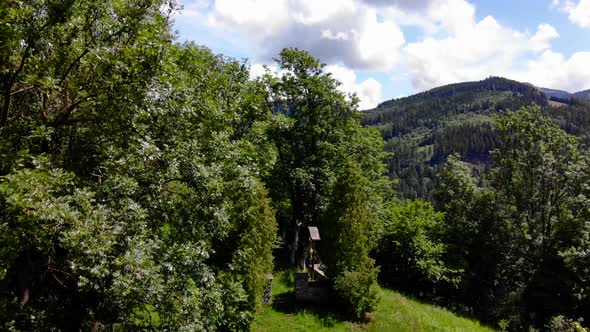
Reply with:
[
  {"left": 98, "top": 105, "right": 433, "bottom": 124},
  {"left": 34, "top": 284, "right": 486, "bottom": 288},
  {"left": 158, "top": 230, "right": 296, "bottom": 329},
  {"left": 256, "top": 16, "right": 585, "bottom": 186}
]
[
  {"left": 574, "top": 89, "right": 590, "bottom": 99},
  {"left": 363, "top": 76, "right": 590, "bottom": 200},
  {"left": 538, "top": 86, "right": 590, "bottom": 100},
  {"left": 375, "top": 77, "right": 590, "bottom": 109}
]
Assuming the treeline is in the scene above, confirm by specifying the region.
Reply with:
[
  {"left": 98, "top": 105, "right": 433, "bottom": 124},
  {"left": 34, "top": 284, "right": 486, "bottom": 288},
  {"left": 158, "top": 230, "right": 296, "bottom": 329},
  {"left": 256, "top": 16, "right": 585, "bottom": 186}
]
[
  {"left": 548, "top": 100, "right": 590, "bottom": 145},
  {"left": 0, "top": 1, "right": 388, "bottom": 330},
  {"left": 432, "top": 122, "right": 497, "bottom": 163},
  {"left": 362, "top": 62, "right": 590, "bottom": 331},
  {"left": 375, "top": 107, "right": 590, "bottom": 331}
]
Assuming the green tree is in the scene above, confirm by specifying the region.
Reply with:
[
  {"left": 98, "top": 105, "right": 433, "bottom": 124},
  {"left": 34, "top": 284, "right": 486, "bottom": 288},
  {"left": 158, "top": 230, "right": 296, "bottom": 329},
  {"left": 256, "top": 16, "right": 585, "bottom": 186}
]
[
  {"left": 263, "top": 48, "right": 390, "bottom": 317},
  {"left": 1, "top": 0, "right": 175, "bottom": 329},
  {"left": 492, "top": 106, "right": 586, "bottom": 260},
  {"left": 491, "top": 106, "right": 590, "bottom": 327},
  {"left": 321, "top": 160, "right": 382, "bottom": 318},
  {"left": 435, "top": 155, "right": 522, "bottom": 322},
  {"left": 264, "top": 49, "right": 354, "bottom": 267},
  {"left": 0, "top": 0, "right": 173, "bottom": 175},
  {"left": 0, "top": 2, "right": 278, "bottom": 328},
  {"left": 433, "top": 106, "right": 590, "bottom": 328},
  {"left": 376, "top": 199, "right": 460, "bottom": 296}
]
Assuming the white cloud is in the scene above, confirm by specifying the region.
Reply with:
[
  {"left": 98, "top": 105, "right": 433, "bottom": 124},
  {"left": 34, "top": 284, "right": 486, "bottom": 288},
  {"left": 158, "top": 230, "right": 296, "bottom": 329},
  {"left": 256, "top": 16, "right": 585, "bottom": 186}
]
[
  {"left": 292, "top": 0, "right": 357, "bottom": 25},
  {"left": 360, "top": 0, "right": 435, "bottom": 10},
  {"left": 176, "top": 0, "right": 590, "bottom": 99},
  {"left": 356, "top": 9, "right": 405, "bottom": 70},
  {"left": 209, "top": 0, "right": 290, "bottom": 35},
  {"left": 248, "top": 64, "right": 271, "bottom": 80},
  {"left": 321, "top": 29, "right": 350, "bottom": 41},
  {"left": 563, "top": 0, "right": 590, "bottom": 28},
  {"left": 512, "top": 50, "right": 590, "bottom": 92},
  {"left": 248, "top": 63, "right": 292, "bottom": 81},
  {"left": 402, "top": 0, "right": 560, "bottom": 91},
  {"left": 531, "top": 24, "right": 560, "bottom": 51},
  {"left": 430, "top": 0, "right": 476, "bottom": 35},
  {"left": 325, "top": 64, "right": 383, "bottom": 110},
  {"left": 357, "top": 78, "right": 383, "bottom": 109},
  {"left": 193, "top": 0, "right": 405, "bottom": 71}
]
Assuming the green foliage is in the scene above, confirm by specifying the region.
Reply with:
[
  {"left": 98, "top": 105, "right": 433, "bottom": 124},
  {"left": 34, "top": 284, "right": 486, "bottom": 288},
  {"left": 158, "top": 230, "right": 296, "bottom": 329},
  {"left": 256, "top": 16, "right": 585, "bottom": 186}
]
[
  {"left": 434, "top": 155, "right": 522, "bottom": 322},
  {"left": 433, "top": 106, "right": 590, "bottom": 329},
  {"left": 263, "top": 49, "right": 390, "bottom": 318},
  {"left": 333, "top": 269, "right": 380, "bottom": 319},
  {"left": 321, "top": 161, "right": 382, "bottom": 276},
  {"left": 560, "top": 224, "right": 590, "bottom": 312},
  {"left": 547, "top": 98, "right": 590, "bottom": 145},
  {"left": 491, "top": 107, "right": 589, "bottom": 327},
  {"left": 546, "top": 315, "right": 587, "bottom": 332},
  {"left": 8, "top": 1, "right": 590, "bottom": 330},
  {"left": 1, "top": 0, "right": 173, "bottom": 174},
  {"left": 1, "top": 9, "right": 390, "bottom": 327},
  {"left": 492, "top": 106, "right": 586, "bottom": 258},
  {"left": 321, "top": 160, "right": 384, "bottom": 317},
  {"left": 0, "top": 2, "right": 278, "bottom": 329},
  {"left": 265, "top": 48, "right": 361, "bottom": 236},
  {"left": 376, "top": 199, "right": 460, "bottom": 294}
]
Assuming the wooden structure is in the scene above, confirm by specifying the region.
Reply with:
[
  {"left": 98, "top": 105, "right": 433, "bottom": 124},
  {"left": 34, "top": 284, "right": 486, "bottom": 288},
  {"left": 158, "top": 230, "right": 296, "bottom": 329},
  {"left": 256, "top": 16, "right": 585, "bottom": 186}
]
[
  {"left": 306, "top": 226, "right": 326, "bottom": 281},
  {"left": 295, "top": 226, "right": 330, "bottom": 302}
]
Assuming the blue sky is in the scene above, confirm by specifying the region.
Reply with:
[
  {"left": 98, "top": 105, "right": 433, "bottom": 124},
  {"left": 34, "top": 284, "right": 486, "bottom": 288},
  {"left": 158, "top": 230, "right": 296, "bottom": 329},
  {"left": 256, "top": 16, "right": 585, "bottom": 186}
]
[{"left": 173, "top": 0, "right": 590, "bottom": 109}]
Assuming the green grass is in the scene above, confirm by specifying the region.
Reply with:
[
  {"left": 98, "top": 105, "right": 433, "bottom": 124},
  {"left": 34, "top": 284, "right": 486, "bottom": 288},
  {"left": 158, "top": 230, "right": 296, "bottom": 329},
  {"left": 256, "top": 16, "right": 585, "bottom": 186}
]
[{"left": 251, "top": 271, "right": 496, "bottom": 332}]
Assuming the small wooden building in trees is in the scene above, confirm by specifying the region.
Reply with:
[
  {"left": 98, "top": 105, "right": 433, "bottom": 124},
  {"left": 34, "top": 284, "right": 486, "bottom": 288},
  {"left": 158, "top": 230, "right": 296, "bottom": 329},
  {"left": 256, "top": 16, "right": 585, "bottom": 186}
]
[
  {"left": 306, "top": 226, "right": 326, "bottom": 281},
  {"left": 295, "top": 226, "right": 329, "bottom": 302}
]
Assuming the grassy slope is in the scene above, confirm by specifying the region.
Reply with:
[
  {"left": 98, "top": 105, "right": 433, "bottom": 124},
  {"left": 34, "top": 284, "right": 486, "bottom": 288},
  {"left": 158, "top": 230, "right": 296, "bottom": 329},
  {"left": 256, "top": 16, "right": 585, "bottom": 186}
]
[{"left": 251, "top": 272, "right": 496, "bottom": 332}]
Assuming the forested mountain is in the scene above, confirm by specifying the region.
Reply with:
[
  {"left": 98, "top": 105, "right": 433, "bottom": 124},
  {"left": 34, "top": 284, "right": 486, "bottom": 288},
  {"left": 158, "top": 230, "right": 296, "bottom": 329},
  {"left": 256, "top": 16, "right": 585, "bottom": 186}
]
[
  {"left": 540, "top": 87, "right": 590, "bottom": 100},
  {"left": 363, "top": 76, "right": 590, "bottom": 199},
  {"left": 574, "top": 89, "right": 590, "bottom": 99},
  {"left": 539, "top": 87, "right": 574, "bottom": 99}
]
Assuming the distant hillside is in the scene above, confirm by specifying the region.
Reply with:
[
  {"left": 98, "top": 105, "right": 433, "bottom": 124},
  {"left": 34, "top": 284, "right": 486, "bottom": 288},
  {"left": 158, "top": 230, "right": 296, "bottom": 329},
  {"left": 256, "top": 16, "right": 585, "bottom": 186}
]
[
  {"left": 363, "top": 77, "right": 590, "bottom": 200},
  {"left": 574, "top": 89, "right": 590, "bottom": 99},
  {"left": 378, "top": 77, "right": 546, "bottom": 109},
  {"left": 539, "top": 87, "right": 590, "bottom": 100},
  {"left": 539, "top": 87, "right": 573, "bottom": 99}
]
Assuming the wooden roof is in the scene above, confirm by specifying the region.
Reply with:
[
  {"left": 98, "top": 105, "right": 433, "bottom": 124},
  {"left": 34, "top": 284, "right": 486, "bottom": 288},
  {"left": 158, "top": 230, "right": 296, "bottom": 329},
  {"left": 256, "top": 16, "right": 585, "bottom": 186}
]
[{"left": 308, "top": 226, "right": 320, "bottom": 241}]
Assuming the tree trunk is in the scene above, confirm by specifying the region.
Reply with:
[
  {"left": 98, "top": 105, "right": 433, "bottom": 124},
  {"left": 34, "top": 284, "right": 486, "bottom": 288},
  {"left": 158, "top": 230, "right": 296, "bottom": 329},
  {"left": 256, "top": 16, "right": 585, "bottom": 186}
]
[
  {"left": 16, "top": 250, "right": 33, "bottom": 308},
  {"left": 290, "top": 225, "right": 299, "bottom": 266},
  {"left": 1, "top": 87, "right": 10, "bottom": 127}
]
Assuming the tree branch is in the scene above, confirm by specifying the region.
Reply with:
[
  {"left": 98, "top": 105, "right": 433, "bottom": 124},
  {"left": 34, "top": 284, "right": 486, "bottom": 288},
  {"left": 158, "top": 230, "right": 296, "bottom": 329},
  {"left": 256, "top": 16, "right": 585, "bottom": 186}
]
[
  {"left": 59, "top": 49, "right": 90, "bottom": 85},
  {"left": 1, "top": 46, "right": 31, "bottom": 127},
  {"left": 10, "top": 85, "right": 36, "bottom": 96}
]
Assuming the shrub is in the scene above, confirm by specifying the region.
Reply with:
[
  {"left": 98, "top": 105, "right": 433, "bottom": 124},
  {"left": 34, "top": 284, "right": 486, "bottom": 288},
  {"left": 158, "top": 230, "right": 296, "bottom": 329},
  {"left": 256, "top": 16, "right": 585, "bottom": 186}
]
[
  {"left": 334, "top": 267, "right": 379, "bottom": 319},
  {"left": 546, "top": 316, "right": 587, "bottom": 332}
]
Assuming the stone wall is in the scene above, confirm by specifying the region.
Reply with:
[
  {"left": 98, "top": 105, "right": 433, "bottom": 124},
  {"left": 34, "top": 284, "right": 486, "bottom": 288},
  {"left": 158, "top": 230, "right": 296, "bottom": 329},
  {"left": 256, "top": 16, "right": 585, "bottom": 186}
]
[
  {"left": 294, "top": 272, "right": 331, "bottom": 302},
  {"left": 263, "top": 274, "right": 273, "bottom": 305}
]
